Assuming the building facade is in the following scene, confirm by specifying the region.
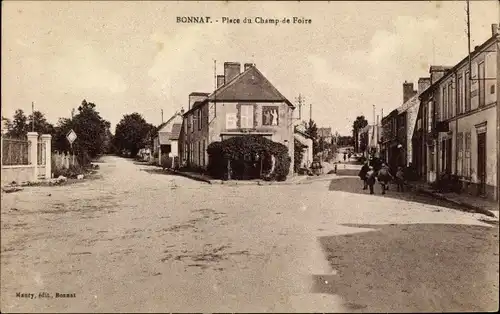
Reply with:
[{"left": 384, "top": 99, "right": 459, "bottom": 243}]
[
  {"left": 414, "top": 24, "right": 498, "bottom": 200},
  {"left": 179, "top": 62, "right": 296, "bottom": 175}
]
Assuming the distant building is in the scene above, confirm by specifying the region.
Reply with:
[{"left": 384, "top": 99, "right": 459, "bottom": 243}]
[{"left": 178, "top": 62, "right": 295, "bottom": 174}]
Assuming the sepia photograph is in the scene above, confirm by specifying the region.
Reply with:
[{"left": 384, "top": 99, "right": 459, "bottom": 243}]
[{"left": 1, "top": 0, "right": 499, "bottom": 312}]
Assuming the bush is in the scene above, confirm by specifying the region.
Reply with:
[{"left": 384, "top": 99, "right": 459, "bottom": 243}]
[
  {"left": 160, "top": 155, "right": 180, "bottom": 169},
  {"left": 207, "top": 135, "right": 290, "bottom": 181},
  {"left": 53, "top": 164, "right": 85, "bottom": 179},
  {"left": 294, "top": 139, "right": 306, "bottom": 173}
]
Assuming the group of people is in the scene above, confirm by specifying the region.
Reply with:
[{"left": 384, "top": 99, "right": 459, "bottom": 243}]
[{"left": 358, "top": 160, "right": 406, "bottom": 195}]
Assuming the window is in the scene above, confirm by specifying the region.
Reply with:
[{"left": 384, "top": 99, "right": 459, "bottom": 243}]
[
  {"left": 465, "top": 71, "right": 471, "bottom": 112},
  {"left": 262, "top": 106, "right": 279, "bottom": 126},
  {"left": 464, "top": 132, "right": 471, "bottom": 177},
  {"left": 184, "top": 119, "right": 188, "bottom": 133},
  {"left": 448, "top": 81, "right": 453, "bottom": 118},
  {"left": 441, "top": 86, "right": 448, "bottom": 121},
  {"left": 189, "top": 115, "right": 193, "bottom": 133},
  {"left": 198, "top": 109, "right": 202, "bottom": 130},
  {"left": 457, "top": 75, "right": 463, "bottom": 115},
  {"left": 239, "top": 104, "right": 254, "bottom": 128},
  {"left": 457, "top": 132, "right": 463, "bottom": 176},
  {"left": 478, "top": 62, "right": 485, "bottom": 107},
  {"left": 198, "top": 141, "right": 201, "bottom": 166},
  {"left": 427, "top": 101, "right": 433, "bottom": 133}
]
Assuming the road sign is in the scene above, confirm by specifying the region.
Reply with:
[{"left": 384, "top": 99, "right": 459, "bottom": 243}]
[{"left": 66, "top": 129, "right": 77, "bottom": 145}]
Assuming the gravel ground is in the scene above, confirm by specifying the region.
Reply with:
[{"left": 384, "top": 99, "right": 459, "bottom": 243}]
[{"left": 1, "top": 156, "right": 498, "bottom": 312}]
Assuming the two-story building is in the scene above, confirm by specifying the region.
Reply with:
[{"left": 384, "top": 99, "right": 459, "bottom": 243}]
[
  {"left": 432, "top": 25, "right": 498, "bottom": 200},
  {"left": 413, "top": 24, "right": 498, "bottom": 200},
  {"left": 179, "top": 62, "right": 296, "bottom": 175}
]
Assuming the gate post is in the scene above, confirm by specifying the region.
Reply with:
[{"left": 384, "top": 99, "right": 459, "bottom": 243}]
[
  {"left": 41, "top": 134, "right": 52, "bottom": 178},
  {"left": 27, "top": 132, "right": 38, "bottom": 181}
]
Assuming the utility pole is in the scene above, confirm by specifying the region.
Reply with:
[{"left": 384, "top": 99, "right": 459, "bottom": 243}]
[
  {"left": 296, "top": 94, "right": 304, "bottom": 121},
  {"left": 309, "top": 103, "right": 312, "bottom": 122},
  {"left": 161, "top": 109, "right": 164, "bottom": 123},
  {"left": 31, "top": 101, "right": 34, "bottom": 132}
]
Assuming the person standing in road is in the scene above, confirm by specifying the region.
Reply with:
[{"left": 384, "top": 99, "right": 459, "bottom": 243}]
[
  {"left": 358, "top": 161, "right": 370, "bottom": 190},
  {"left": 343, "top": 153, "right": 347, "bottom": 163},
  {"left": 377, "top": 163, "right": 393, "bottom": 195},
  {"left": 365, "top": 166, "right": 376, "bottom": 195}
]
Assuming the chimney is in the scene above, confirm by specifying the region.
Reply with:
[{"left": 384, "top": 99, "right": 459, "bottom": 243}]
[
  {"left": 244, "top": 63, "right": 255, "bottom": 71},
  {"left": 224, "top": 62, "right": 241, "bottom": 83},
  {"left": 417, "top": 77, "right": 431, "bottom": 94},
  {"left": 216, "top": 75, "right": 225, "bottom": 88},
  {"left": 429, "top": 65, "right": 452, "bottom": 84},
  {"left": 188, "top": 92, "right": 209, "bottom": 111},
  {"left": 492, "top": 23, "right": 499, "bottom": 36},
  {"left": 403, "top": 81, "right": 417, "bottom": 103}
]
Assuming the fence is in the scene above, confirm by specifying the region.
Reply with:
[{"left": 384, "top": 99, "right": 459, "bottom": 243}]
[
  {"left": 2, "top": 138, "right": 29, "bottom": 166},
  {"left": 1, "top": 133, "right": 52, "bottom": 185},
  {"left": 52, "top": 151, "right": 79, "bottom": 171}
]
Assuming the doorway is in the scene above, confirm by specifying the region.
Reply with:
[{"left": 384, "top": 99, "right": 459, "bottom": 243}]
[{"left": 477, "top": 132, "right": 486, "bottom": 196}]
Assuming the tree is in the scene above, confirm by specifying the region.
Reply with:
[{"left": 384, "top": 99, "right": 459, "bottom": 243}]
[
  {"left": 53, "top": 100, "right": 110, "bottom": 164},
  {"left": 27, "top": 110, "right": 55, "bottom": 135},
  {"left": 352, "top": 116, "right": 368, "bottom": 153},
  {"left": 114, "top": 113, "right": 153, "bottom": 157},
  {"left": 304, "top": 119, "right": 321, "bottom": 155},
  {"left": 7, "top": 109, "right": 29, "bottom": 138},
  {"left": 2, "top": 116, "right": 13, "bottom": 135}
]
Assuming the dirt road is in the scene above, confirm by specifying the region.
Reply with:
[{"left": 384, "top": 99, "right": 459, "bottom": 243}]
[{"left": 1, "top": 156, "right": 498, "bottom": 312}]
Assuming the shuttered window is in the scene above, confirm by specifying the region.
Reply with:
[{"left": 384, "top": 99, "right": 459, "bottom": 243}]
[{"left": 239, "top": 105, "right": 254, "bottom": 128}]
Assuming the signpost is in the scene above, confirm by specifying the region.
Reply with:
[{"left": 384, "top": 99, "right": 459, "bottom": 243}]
[
  {"left": 66, "top": 129, "right": 77, "bottom": 148},
  {"left": 66, "top": 129, "right": 77, "bottom": 166}
]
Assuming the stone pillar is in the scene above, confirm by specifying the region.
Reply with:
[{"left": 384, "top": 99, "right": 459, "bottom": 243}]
[
  {"left": 27, "top": 132, "right": 38, "bottom": 181},
  {"left": 41, "top": 134, "right": 52, "bottom": 178}
]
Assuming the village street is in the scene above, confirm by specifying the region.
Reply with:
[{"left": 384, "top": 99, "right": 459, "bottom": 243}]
[{"left": 1, "top": 156, "right": 498, "bottom": 313}]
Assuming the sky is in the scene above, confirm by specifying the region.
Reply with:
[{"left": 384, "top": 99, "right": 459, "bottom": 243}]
[{"left": 2, "top": 0, "right": 499, "bottom": 136}]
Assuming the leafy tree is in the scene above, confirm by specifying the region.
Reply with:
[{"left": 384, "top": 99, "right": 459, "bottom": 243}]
[
  {"left": 304, "top": 119, "right": 323, "bottom": 155},
  {"left": 52, "top": 100, "right": 110, "bottom": 164},
  {"left": 352, "top": 116, "right": 368, "bottom": 153},
  {"left": 114, "top": 113, "right": 153, "bottom": 157},
  {"left": 2, "top": 116, "right": 13, "bottom": 135},
  {"left": 27, "top": 110, "right": 55, "bottom": 135},
  {"left": 52, "top": 117, "right": 74, "bottom": 153},
  {"left": 359, "top": 131, "right": 368, "bottom": 154},
  {"left": 7, "top": 110, "right": 29, "bottom": 138}
]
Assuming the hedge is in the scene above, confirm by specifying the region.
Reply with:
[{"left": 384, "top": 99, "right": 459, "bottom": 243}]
[{"left": 207, "top": 135, "right": 290, "bottom": 181}]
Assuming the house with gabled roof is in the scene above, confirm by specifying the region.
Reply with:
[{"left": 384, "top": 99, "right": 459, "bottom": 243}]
[
  {"left": 154, "top": 110, "right": 184, "bottom": 166},
  {"left": 179, "top": 61, "right": 296, "bottom": 175}
]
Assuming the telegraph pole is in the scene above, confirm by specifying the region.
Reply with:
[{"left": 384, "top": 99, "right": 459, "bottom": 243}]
[
  {"left": 31, "top": 101, "right": 34, "bottom": 132},
  {"left": 309, "top": 103, "right": 312, "bottom": 122},
  {"left": 161, "top": 109, "right": 164, "bottom": 123}
]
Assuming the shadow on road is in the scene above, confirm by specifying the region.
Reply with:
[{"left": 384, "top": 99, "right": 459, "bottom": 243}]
[
  {"left": 140, "top": 168, "right": 171, "bottom": 175},
  {"left": 313, "top": 223, "right": 499, "bottom": 312},
  {"left": 329, "top": 177, "right": 471, "bottom": 212}
]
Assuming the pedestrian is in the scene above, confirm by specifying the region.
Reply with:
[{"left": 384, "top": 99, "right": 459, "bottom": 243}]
[
  {"left": 365, "top": 166, "right": 376, "bottom": 195},
  {"left": 358, "top": 162, "right": 370, "bottom": 190},
  {"left": 343, "top": 153, "right": 347, "bottom": 162},
  {"left": 396, "top": 166, "right": 405, "bottom": 192},
  {"left": 377, "top": 163, "right": 393, "bottom": 195}
]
